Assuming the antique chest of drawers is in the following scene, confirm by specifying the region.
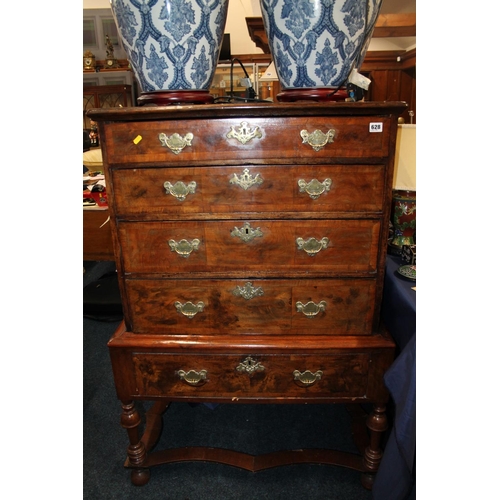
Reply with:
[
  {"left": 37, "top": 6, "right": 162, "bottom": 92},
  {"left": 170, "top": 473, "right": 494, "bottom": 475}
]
[{"left": 88, "top": 101, "right": 406, "bottom": 488}]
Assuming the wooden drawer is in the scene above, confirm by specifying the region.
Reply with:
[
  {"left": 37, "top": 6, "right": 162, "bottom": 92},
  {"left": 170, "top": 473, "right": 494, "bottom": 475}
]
[
  {"left": 124, "top": 278, "right": 377, "bottom": 335},
  {"left": 110, "top": 164, "right": 385, "bottom": 217},
  {"left": 130, "top": 352, "right": 371, "bottom": 399},
  {"left": 118, "top": 219, "right": 380, "bottom": 275},
  {"left": 104, "top": 116, "right": 391, "bottom": 165}
]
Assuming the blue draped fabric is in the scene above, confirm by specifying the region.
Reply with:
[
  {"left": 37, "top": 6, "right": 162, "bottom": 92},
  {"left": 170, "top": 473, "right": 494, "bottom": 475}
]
[{"left": 372, "top": 255, "right": 416, "bottom": 500}]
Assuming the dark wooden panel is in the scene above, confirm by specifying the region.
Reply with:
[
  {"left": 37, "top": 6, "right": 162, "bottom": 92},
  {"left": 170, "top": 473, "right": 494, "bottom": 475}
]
[
  {"left": 104, "top": 115, "right": 392, "bottom": 165},
  {"left": 130, "top": 352, "right": 371, "bottom": 398},
  {"left": 124, "top": 278, "right": 377, "bottom": 336},
  {"left": 83, "top": 209, "right": 114, "bottom": 261},
  {"left": 117, "top": 219, "right": 380, "bottom": 275},
  {"left": 111, "top": 164, "right": 386, "bottom": 218}
]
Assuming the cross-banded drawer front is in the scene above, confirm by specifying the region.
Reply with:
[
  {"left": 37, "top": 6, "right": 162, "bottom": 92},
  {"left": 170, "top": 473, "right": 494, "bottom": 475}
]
[
  {"left": 130, "top": 352, "right": 371, "bottom": 399},
  {"left": 124, "top": 278, "right": 377, "bottom": 335},
  {"left": 110, "top": 164, "right": 385, "bottom": 217},
  {"left": 104, "top": 116, "right": 391, "bottom": 165},
  {"left": 117, "top": 219, "right": 380, "bottom": 275}
]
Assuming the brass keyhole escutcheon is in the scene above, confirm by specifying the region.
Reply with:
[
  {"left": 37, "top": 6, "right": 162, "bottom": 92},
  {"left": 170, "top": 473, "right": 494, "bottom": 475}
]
[
  {"left": 229, "top": 168, "right": 264, "bottom": 190},
  {"left": 235, "top": 356, "right": 265, "bottom": 377},
  {"left": 231, "top": 222, "right": 263, "bottom": 242}
]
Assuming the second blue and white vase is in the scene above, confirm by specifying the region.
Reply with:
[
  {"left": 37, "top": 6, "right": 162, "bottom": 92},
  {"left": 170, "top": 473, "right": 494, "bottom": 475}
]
[{"left": 259, "top": 0, "right": 382, "bottom": 101}]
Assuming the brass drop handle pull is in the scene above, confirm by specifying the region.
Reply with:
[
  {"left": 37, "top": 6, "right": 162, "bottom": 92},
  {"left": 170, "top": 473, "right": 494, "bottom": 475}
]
[
  {"left": 296, "top": 301, "right": 327, "bottom": 318},
  {"left": 293, "top": 370, "right": 323, "bottom": 387},
  {"left": 177, "top": 369, "right": 207, "bottom": 386},
  {"left": 174, "top": 301, "right": 205, "bottom": 318},
  {"left": 169, "top": 238, "right": 200, "bottom": 258},
  {"left": 163, "top": 181, "right": 197, "bottom": 201},
  {"left": 300, "top": 129, "right": 335, "bottom": 151},
  {"left": 296, "top": 237, "right": 329, "bottom": 256},
  {"left": 159, "top": 132, "right": 193, "bottom": 154},
  {"left": 298, "top": 178, "right": 332, "bottom": 199}
]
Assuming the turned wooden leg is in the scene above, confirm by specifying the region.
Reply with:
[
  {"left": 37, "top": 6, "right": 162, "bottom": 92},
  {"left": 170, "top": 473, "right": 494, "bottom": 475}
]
[
  {"left": 120, "top": 401, "right": 150, "bottom": 486},
  {"left": 361, "top": 404, "right": 388, "bottom": 490}
]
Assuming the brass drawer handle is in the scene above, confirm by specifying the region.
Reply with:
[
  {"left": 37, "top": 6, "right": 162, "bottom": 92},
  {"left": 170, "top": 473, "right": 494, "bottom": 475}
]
[
  {"left": 236, "top": 356, "right": 265, "bottom": 377},
  {"left": 296, "top": 237, "right": 329, "bottom": 256},
  {"left": 232, "top": 282, "right": 264, "bottom": 300},
  {"left": 158, "top": 132, "right": 193, "bottom": 154},
  {"left": 177, "top": 369, "right": 207, "bottom": 386},
  {"left": 231, "top": 222, "right": 263, "bottom": 242},
  {"left": 229, "top": 168, "right": 263, "bottom": 190},
  {"left": 168, "top": 238, "right": 200, "bottom": 258},
  {"left": 300, "top": 129, "right": 335, "bottom": 151},
  {"left": 298, "top": 178, "right": 332, "bottom": 199},
  {"left": 174, "top": 301, "right": 205, "bottom": 318},
  {"left": 226, "top": 121, "right": 262, "bottom": 145},
  {"left": 293, "top": 370, "right": 323, "bottom": 387},
  {"left": 163, "top": 180, "right": 197, "bottom": 201},
  {"left": 296, "top": 300, "right": 327, "bottom": 318}
]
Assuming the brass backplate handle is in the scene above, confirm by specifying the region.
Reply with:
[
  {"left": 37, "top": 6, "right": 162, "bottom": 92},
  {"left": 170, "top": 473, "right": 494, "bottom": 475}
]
[
  {"left": 174, "top": 301, "right": 205, "bottom": 318},
  {"left": 169, "top": 238, "right": 200, "bottom": 258},
  {"left": 300, "top": 129, "right": 335, "bottom": 151},
  {"left": 164, "top": 181, "right": 197, "bottom": 201},
  {"left": 298, "top": 178, "right": 332, "bottom": 199},
  {"left": 296, "top": 237, "right": 329, "bottom": 256},
  {"left": 177, "top": 369, "right": 207, "bottom": 386},
  {"left": 293, "top": 370, "right": 323, "bottom": 387},
  {"left": 296, "top": 300, "right": 327, "bottom": 318},
  {"left": 159, "top": 132, "right": 194, "bottom": 154}
]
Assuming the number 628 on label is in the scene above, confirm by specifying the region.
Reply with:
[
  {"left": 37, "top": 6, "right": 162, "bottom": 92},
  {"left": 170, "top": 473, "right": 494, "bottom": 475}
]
[{"left": 369, "top": 122, "right": 383, "bottom": 132}]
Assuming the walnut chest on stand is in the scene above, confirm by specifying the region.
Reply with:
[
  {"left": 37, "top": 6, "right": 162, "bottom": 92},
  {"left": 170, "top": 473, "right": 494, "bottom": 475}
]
[{"left": 87, "top": 101, "right": 406, "bottom": 489}]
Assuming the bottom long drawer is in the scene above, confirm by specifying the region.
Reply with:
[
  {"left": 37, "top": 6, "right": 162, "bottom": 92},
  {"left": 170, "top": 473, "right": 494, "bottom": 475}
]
[
  {"left": 124, "top": 278, "right": 377, "bottom": 335},
  {"left": 130, "top": 352, "right": 370, "bottom": 399}
]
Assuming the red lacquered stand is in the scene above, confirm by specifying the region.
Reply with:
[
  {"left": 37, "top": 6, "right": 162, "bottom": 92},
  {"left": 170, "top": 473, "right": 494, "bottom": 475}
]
[
  {"left": 277, "top": 88, "right": 348, "bottom": 102},
  {"left": 137, "top": 90, "right": 214, "bottom": 106}
]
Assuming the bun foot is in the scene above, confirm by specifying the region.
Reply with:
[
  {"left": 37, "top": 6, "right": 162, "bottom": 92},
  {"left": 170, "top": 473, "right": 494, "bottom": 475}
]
[
  {"left": 131, "top": 468, "right": 150, "bottom": 486},
  {"left": 361, "top": 471, "right": 374, "bottom": 490}
]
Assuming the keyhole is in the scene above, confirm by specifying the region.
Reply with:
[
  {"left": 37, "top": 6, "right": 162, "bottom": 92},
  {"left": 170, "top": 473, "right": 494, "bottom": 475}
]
[{"left": 245, "top": 227, "right": 249, "bottom": 234}]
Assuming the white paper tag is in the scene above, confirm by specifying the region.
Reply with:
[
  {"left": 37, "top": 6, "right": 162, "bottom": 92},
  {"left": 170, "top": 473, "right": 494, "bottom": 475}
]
[
  {"left": 348, "top": 68, "right": 371, "bottom": 90},
  {"left": 369, "top": 122, "right": 383, "bottom": 133}
]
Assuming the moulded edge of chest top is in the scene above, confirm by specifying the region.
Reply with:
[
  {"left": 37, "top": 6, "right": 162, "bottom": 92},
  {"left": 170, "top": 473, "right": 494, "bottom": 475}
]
[{"left": 86, "top": 101, "right": 408, "bottom": 123}]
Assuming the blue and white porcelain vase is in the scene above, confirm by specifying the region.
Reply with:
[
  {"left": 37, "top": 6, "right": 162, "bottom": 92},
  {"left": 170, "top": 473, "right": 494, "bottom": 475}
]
[
  {"left": 259, "top": 0, "right": 382, "bottom": 102},
  {"left": 110, "top": 0, "right": 229, "bottom": 105}
]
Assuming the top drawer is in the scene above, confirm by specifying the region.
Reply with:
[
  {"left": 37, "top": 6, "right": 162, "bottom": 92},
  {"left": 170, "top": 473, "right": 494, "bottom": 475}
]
[{"left": 103, "top": 116, "right": 392, "bottom": 165}]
